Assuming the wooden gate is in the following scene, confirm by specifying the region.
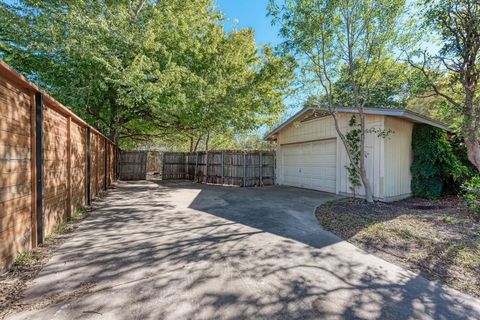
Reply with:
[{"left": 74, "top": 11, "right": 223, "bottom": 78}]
[
  {"left": 147, "top": 151, "right": 163, "bottom": 180},
  {"left": 119, "top": 151, "right": 147, "bottom": 180}
]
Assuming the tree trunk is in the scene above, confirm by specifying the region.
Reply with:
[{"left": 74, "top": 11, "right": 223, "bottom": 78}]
[
  {"left": 193, "top": 136, "right": 201, "bottom": 153},
  {"left": 358, "top": 161, "right": 374, "bottom": 202},
  {"left": 344, "top": 26, "right": 375, "bottom": 203},
  {"left": 330, "top": 112, "right": 374, "bottom": 203},
  {"left": 205, "top": 131, "right": 210, "bottom": 152},
  {"left": 358, "top": 111, "right": 374, "bottom": 203},
  {"left": 110, "top": 130, "right": 119, "bottom": 145},
  {"left": 189, "top": 136, "right": 194, "bottom": 153},
  {"left": 464, "top": 130, "right": 480, "bottom": 172},
  {"left": 462, "top": 90, "right": 480, "bottom": 172}
]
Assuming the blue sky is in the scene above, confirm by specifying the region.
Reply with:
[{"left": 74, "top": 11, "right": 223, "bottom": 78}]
[
  {"left": 215, "top": 0, "right": 303, "bottom": 119},
  {"left": 214, "top": 0, "right": 440, "bottom": 120},
  {"left": 215, "top": 0, "right": 281, "bottom": 47}
]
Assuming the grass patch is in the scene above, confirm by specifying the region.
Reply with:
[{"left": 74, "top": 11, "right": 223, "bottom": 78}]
[
  {"left": 442, "top": 215, "right": 454, "bottom": 223},
  {"left": 45, "top": 207, "right": 88, "bottom": 243},
  {"left": 12, "top": 252, "right": 34, "bottom": 267},
  {"left": 72, "top": 207, "right": 87, "bottom": 221},
  {"left": 316, "top": 198, "right": 480, "bottom": 298}
]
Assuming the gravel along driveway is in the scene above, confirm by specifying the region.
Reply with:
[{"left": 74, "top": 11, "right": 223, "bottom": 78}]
[{"left": 6, "top": 181, "right": 480, "bottom": 320}]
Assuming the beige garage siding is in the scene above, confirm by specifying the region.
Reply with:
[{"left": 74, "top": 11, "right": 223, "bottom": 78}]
[
  {"left": 384, "top": 117, "right": 413, "bottom": 200},
  {"left": 277, "top": 113, "right": 385, "bottom": 199}
]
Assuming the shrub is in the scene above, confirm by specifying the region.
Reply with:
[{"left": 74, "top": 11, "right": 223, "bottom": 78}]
[
  {"left": 461, "top": 176, "right": 480, "bottom": 217},
  {"left": 411, "top": 124, "right": 468, "bottom": 199}
]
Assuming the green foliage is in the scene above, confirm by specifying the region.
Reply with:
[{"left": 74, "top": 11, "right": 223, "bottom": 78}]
[
  {"left": 461, "top": 176, "right": 480, "bottom": 217},
  {"left": 442, "top": 215, "right": 453, "bottom": 223},
  {"left": 412, "top": 0, "right": 480, "bottom": 173},
  {"left": 269, "top": 0, "right": 409, "bottom": 108},
  {"left": 13, "top": 251, "right": 34, "bottom": 266},
  {"left": 449, "top": 133, "right": 478, "bottom": 176},
  {"left": 345, "top": 116, "right": 362, "bottom": 195},
  {"left": 411, "top": 124, "right": 468, "bottom": 199},
  {"left": 0, "top": 0, "right": 294, "bottom": 147},
  {"left": 72, "top": 207, "right": 86, "bottom": 221},
  {"left": 332, "top": 61, "right": 418, "bottom": 109}
]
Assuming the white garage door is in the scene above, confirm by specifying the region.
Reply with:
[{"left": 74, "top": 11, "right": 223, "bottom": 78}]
[{"left": 281, "top": 139, "right": 337, "bottom": 193}]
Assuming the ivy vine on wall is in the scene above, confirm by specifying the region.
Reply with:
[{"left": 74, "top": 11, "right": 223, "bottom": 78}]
[{"left": 411, "top": 124, "right": 468, "bottom": 199}]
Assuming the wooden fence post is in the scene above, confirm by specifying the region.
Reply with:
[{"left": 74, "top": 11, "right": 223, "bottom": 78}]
[
  {"left": 243, "top": 152, "right": 246, "bottom": 187},
  {"left": 205, "top": 152, "right": 209, "bottom": 183},
  {"left": 221, "top": 151, "right": 225, "bottom": 185},
  {"left": 162, "top": 151, "right": 165, "bottom": 180},
  {"left": 96, "top": 135, "right": 99, "bottom": 194},
  {"left": 144, "top": 150, "right": 148, "bottom": 180},
  {"left": 35, "top": 92, "right": 44, "bottom": 244},
  {"left": 107, "top": 143, "right": 110, "bottom": 186},
  {"left": 86, "top": 127, "right": 91, "bottom": 205},
  {"left": 259, "top": 152, "right": 263, "bottom": 187},
  {"left": 30, "top": 94, "right": 37, "bottom": 247},
  {"left": 104, "top": 137, "right": 108, "bottom": 190},
  {"left": 272, "top": 151, "right": 276, "bottom": 185},
  {"left": 183, "top": 152, "right": 187, "bottom": 180},
  {"left": 194, "top": 152, "right": 199, "bottom": 182},
  {"left": 66, "top": 116, "right": 72, "bottom": 218},
  {"left": 115, "top": 146, "right": 119, "bottom": 181}
]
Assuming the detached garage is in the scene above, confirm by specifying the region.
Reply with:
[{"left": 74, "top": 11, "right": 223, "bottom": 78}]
[{"left": 265, "top": 107, "right": 450, "bottom": 202}]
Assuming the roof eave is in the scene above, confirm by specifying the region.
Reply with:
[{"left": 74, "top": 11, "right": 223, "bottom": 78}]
[
  {"left": 263, "top": 107, "right": 451, "bottom": 141},
  {"left": 264, "top": 107, "right": 313, "bottom": 141}
]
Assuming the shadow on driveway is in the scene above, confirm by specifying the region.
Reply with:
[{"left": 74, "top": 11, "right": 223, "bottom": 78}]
[{"left": 7, "top": 180, "right": 480, "bottom": 320}]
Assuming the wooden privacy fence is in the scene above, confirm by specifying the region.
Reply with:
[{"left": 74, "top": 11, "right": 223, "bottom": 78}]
[
  {"left": 0, "top": 61, "right": 117, "bottom": 269},
  {"left": 163, "top": 151, "right": 275, "bottom": 187},
  {"left": 119, "top": 151, "right": 148, "bottom": 180},
  {"left": 118, "top": 151, "right": 163, "bottom": 180}
]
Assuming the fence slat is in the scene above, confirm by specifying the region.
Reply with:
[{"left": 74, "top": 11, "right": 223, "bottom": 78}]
[
  {"left": 119, "top": 151, "right": 148, "bottom": 180},
  {"left": 35, "top": 92, "right": 44, "bottom": 244},
  {"left": 162, "top": 150, "right": 275, "bottom": 187},
  {"left": 0, "top": 62, "right": 117, "bottom": 270}
]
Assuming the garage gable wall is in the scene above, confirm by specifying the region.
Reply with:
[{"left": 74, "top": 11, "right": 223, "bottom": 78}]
[
  {"left": 278, "top": 114, "right": 336, "bottom": 144},
  {"left": 277, "top": 113, "right": 385, "bottom": 199},
  {"left": 384, "top": 117, "right": 413, "bottom": 200}
]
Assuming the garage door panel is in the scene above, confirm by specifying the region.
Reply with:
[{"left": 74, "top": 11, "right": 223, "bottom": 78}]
[
  {"left": 281, "top": 139, "right": 337, "bottom": 193},
  {"left": 309, "top": 154, "right": 335, "bottom": 164},
  {"left": 312, "top": 141, "right": 336, "bottom": 154}
]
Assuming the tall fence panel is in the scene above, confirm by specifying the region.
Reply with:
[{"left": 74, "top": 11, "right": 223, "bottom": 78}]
[
  {"left": 0, "top": 77, "right": 34, "bottom": 270},
  {"left": 162, "top": 151, "right": 275, "bottom": 187},
  {"left": 162, "top": 152, "right": 189, "bottom": 180},
  {"left": 119, "top": 151, "right": 147, "bottom": 180},
  {"left": 43, "top": 102, "right": 69, "bottom": 235},
  {"left": 0, "top": 61, "right": 117, "bottom": 270},
  {"left": 71, "top": 121, "right": 86, "bottom": 213}
]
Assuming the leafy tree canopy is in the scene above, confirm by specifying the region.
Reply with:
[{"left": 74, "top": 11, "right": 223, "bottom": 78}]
[
  {"left": 409, "top": 0, "right": 480, "bottom": 171},
  {"left": 0, "top": 0, "right": 295, "bottom": 148},
  {"left": 304, "top": 60, "right": 432, "bottom": 110}
]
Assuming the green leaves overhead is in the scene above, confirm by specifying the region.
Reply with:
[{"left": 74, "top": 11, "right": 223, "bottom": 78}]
[
  {"left": 269, "top": 0, "right": 407, "bottom": 104},
  {"left": 0, "top": 0, "right": 294, "bottom": 147}
]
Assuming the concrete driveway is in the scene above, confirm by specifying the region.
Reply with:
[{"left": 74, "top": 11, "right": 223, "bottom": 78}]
[{"left": 7, "top": 181, "right": 480, "bottom": 320}]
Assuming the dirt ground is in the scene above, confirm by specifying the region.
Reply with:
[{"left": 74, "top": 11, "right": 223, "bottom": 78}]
[
  {"left": 316, "top": 197, "right": 480, "bottom": 298},
  {"left": 0, "top": 208, "right": 90, "bottom": 319}
]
